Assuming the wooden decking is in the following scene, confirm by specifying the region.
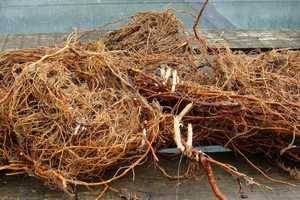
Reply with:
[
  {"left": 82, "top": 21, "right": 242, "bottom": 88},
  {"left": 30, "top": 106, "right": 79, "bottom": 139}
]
[
  {"left": 1, "top": 154, "right": 299, "bottom": 200},
  {"left": 1, "top": 29, "right": 300, "bottom": 51},
  {"left": 0, "top": 153, "right": 300, "bottom": 200},
  {"left": 202, "top": 29, "right": 300, "bottom": 49}
]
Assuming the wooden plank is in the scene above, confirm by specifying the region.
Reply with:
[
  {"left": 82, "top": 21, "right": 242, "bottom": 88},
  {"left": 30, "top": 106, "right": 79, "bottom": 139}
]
[
  {"left": 21, "top": 34, "right": 39, "bottom": 49},
  {"left": 0, "top": 34, "right": 8, "bottom": 51},
  {"left": 0, "top": 35, "right": 9, "bottom": 51},
  {"left": 202, "top": 29, "right": 300, "bottom": 49},
  {"left": 1, "top": 29, "right": 299, "bottom": 51},
  {"left": 0, "top": 154, "right": 299, "bottom": 200},
  {"left": 3, "top": 34, "right": 24, "bottom": 50}
]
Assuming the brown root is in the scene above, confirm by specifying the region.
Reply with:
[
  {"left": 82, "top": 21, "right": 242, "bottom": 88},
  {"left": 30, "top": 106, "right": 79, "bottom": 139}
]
[{"left": 0, "top": 10, "right": 299, "bottom": 199}]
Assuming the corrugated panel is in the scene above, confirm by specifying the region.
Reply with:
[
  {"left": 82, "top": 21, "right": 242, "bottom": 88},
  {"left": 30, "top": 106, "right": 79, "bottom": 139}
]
[
  {"left": 214, "top": 0, "right": 300, "bottom": 28},
  {"left": 0, "top": 0, "right": 299, "bottom": 34},
  {"left": 0, "top": 0, "right": 232, "bottom": 34}
]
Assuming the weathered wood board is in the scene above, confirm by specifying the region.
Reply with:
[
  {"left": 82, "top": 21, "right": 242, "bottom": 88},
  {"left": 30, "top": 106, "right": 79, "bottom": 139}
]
[
  {"left": 0, "top": 153, "right": 299, "bottom": 200},
  {"left": 1, "top": 29, "right": 299, "bottom": 51}
]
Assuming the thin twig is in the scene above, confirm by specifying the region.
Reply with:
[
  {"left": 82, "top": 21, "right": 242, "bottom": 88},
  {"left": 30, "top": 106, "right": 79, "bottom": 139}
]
[{"left": 193, "top": 0, "right": 209, "bottom": 42}]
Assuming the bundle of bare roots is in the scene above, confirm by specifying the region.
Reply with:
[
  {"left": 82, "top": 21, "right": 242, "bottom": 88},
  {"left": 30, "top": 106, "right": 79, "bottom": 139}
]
[{"left": 0, "top": 10, "right": 299, "bottom": 199}]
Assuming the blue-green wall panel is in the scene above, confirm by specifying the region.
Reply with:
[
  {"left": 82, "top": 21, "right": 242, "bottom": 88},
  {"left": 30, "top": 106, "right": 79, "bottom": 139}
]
[{"left": 0, "top": 0, "right": 299, "bottom": 34}]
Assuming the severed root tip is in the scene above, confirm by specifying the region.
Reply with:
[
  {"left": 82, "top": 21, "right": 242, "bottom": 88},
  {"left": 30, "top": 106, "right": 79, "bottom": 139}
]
[
  {"left": 173, "top": 103, "right": 270, "bottom": 200},
  {"left": 200, "top": 156, "right": 228, "bottom": 200}
]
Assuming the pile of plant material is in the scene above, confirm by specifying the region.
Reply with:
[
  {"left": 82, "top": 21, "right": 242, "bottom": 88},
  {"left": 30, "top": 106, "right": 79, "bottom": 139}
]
[{"left": 0, "top": 10, "right": 299, "bottom": 199}]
